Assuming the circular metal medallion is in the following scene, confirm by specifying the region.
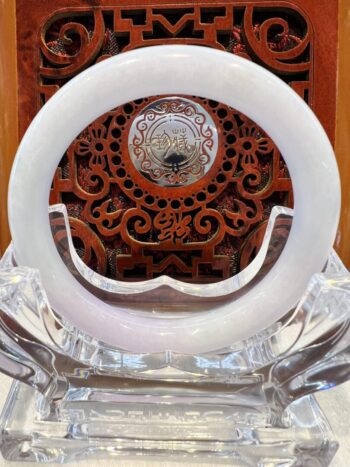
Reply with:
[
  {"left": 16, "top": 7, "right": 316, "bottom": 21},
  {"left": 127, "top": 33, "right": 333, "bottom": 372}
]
[{"left": 128, "top": 97, "right": 218, "bottom": 186}]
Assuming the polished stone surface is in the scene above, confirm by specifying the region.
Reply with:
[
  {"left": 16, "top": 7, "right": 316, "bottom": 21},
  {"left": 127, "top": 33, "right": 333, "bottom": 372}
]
[{"left": 8, "top": 46, "right": 341, "bottom": 355}]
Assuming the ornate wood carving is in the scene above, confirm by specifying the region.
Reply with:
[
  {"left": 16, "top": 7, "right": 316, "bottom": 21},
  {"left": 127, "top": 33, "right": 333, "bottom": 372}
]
[
  {"left": 50, "top": 95, "right": 292, "bottom": 281},
  {"left": 14, "top": 0, "right": 338, "bottom": 282}
]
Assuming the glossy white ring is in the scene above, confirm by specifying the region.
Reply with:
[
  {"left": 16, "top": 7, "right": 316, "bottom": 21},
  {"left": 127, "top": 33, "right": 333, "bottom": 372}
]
[{"left": 8, "top": 45, "right": 340, "bottom": 354}]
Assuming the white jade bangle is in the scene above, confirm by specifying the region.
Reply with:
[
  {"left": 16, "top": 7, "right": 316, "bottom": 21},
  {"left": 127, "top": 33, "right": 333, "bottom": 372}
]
[{"left": 8, "top": 45, "right": 340, "bottom": 354}]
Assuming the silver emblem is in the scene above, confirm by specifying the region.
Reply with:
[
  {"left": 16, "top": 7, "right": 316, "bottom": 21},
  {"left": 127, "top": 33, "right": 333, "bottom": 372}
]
[{"left": 128, "top": 97, "right": 218, "bottom": 186}]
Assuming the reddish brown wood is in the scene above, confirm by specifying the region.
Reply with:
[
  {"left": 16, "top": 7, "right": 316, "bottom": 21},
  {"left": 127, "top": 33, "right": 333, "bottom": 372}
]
[
  {"left": 15, "top": 0, "right": 338, "bottom": 283},
  {"left": 0, "top": 0, "right": 18, "bottom": 254}
]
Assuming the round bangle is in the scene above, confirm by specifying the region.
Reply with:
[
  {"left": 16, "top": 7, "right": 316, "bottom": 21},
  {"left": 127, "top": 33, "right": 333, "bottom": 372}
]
[{"left": 8, "top": 45, "right": 341, "bottom": 354}]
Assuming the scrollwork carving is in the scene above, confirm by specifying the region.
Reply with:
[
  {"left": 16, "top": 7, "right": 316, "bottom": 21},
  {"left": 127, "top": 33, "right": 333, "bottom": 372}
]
[
  {"left": 39, "top": 3, "right": 306, "bottom": 283},
  {"left": 40, "top": 10, "right": 106, "bottom": 78},
  {"left": 243, "top": 6, "right": 311, "bottom": 74}
]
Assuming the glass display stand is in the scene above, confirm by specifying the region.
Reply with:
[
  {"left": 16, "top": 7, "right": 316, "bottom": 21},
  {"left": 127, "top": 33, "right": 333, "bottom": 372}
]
[{"left": 0, "top": 206, "right": 349, "bottom": 465}]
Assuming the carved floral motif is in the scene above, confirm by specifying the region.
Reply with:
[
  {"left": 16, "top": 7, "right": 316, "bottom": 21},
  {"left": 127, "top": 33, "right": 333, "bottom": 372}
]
[{"left": 41, "top": 4, "right": 310, "bottom": 282}]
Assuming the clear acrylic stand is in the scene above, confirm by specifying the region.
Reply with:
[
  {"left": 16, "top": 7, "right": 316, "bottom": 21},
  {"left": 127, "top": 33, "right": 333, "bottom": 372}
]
[{"left": 0, "top": 205, "right": 349, "bottom": 464}]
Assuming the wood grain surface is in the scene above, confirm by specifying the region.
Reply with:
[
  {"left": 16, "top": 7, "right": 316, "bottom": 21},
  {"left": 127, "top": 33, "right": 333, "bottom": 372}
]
[
  {"left": 0, "top": 0, "right": 18, "bottom": 253},
  {"left": 335, "top": 0, "right": 350, "bottom": 263}
]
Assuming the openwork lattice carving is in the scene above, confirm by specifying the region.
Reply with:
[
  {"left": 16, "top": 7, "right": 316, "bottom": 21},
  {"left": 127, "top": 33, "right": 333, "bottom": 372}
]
[
  {"left": 35, "top": 3, "right": 312, "bottom": 282},
  {"left": 49, "top": 94, "right": 292, "bottom": 281}
]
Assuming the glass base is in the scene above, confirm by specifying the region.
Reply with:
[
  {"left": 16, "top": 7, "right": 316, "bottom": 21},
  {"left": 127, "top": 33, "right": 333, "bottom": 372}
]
[
  {"left": 1, "top": 207, "right": 349, "bottom": 465},
  {"left": 0, "top": 380, "right": 338, "bottom": 465}
]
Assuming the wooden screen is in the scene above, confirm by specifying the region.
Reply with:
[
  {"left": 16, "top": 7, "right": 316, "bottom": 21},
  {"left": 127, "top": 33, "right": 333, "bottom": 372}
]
[{"left": 0, "top": 0, "right": 342, "bottom": 281}]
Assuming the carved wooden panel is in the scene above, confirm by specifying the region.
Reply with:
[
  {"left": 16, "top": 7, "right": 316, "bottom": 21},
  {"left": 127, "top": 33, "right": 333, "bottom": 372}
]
[
  {"left": 50, "top": 95, "right": 292, "bottom": 281},
  {"left": 15, "top": 0, "right": 338, "bottom": 283}
]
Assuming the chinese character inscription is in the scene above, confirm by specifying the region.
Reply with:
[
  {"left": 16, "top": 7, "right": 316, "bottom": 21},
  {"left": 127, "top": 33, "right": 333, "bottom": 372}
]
[{"left": 128, "top": 98, "right": 218, "bottom": 186}]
